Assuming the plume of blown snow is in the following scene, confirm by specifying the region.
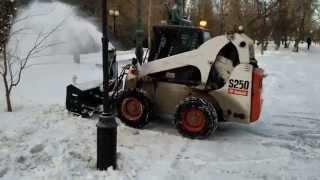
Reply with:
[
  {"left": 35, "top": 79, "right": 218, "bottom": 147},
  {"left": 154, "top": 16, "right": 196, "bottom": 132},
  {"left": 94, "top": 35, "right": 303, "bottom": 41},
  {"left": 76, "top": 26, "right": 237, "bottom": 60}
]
[{"left": 9, "top": 1, "right": 107, "bottom": 57}]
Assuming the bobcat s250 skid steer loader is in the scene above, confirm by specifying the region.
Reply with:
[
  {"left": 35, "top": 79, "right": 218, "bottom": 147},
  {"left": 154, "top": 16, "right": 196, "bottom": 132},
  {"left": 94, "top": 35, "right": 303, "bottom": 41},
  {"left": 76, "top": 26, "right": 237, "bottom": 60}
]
[
  {"left": 66, "top": 0, "right": 264, "bottom": 139},
  {"left": 116, "top": 28, "right": 264, "bottom": 139}
]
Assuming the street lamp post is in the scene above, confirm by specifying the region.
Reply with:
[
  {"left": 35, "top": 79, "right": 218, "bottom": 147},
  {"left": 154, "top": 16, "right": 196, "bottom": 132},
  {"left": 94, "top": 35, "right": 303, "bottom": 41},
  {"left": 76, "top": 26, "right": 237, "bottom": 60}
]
[
  {"left": 135, "top": 0, "right": 144, "bottom": 65},
  {"left": 97, "top": 0, "right": 118, "bottom": 171},
  {"left": 109, "top": 9, "right": 120, "bottom": 35}
]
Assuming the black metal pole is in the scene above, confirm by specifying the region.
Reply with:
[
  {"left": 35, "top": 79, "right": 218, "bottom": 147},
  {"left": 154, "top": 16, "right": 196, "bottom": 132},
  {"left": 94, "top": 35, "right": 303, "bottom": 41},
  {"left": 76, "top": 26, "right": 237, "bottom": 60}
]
[
  {"left": 113, "top": 15, "right": 116, "bottom": 35},
  {"left": 97, "top": 0, "right": 118, "bottom": 171},
  {"left": 135, "top": 0, "right": 144, "bottom": 65}
]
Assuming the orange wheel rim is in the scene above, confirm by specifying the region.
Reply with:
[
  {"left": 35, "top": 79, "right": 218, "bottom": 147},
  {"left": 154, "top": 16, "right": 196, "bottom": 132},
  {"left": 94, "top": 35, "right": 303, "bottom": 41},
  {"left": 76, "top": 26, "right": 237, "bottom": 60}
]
[
  {"left": 121, "top": 97, "right": 143, "bottom": 121},
  {"left": 181, "top": 108, "right": 206, "bottom": 133}
]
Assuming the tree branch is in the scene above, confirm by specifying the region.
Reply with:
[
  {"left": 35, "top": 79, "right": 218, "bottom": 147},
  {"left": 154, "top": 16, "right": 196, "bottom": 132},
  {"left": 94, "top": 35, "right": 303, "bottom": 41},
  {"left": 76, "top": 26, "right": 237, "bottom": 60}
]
[{"left": 9, "top": 20, "right": 65, "bottom": 89}]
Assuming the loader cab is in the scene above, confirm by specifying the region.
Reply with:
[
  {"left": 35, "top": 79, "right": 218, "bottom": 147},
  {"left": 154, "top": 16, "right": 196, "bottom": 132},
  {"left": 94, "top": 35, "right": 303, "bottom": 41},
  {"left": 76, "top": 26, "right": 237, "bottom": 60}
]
[
  {"left": 148, "top": 25, "right": 211, "bottom": 61},
  {"left": 149, "top": 40, "right": 240, "bottom": 89}
]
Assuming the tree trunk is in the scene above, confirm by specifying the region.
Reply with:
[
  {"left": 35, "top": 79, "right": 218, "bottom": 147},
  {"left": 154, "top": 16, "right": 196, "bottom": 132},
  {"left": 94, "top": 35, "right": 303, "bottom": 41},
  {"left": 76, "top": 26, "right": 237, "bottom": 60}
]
[
  {"left": 2, "top": 75, "right": 12, "bottom": 112},
  {"left": 220, "top": 0, "right": 225, "bottom": 34},
  {"left": 275, "top": 39, "right": 281, "bottom": 50},
  {"left": 263, "top": 41, "right": 268, "bottom": 51},
  {"left": 284, "top": 36, "right": 289, "bottom": 48},
  {"left": 274, "top": 32, "right": 281, "bottom": 50},
  {"left": 259, "top": 40, "right": 264, "bottom": 55},
  {"left": 293, "top": 40, "right": 300, "bottom": 52},
  {"left": 5, "top": 90, "right": 12, "bottom": 112},
  {"left": 293, "top": 1, "right": 310, "bottom": 52},
  {"left": 1, "top": 44, "right": 13, "bottom": 112}
]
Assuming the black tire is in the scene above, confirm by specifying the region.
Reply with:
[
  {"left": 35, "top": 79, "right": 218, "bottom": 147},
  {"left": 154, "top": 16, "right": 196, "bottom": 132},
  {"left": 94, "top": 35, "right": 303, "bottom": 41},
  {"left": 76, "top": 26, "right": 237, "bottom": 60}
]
[
  {"left": 117, "top": 89, "right": 151, "bottom": 128},
  {"left": 174, "top": 97, "right": 218, "bottom": 139}
]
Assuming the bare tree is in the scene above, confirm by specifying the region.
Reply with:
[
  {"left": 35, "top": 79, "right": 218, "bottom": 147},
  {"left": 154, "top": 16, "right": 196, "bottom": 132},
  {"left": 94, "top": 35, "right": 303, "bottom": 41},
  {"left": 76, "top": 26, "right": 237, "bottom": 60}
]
[
  {"left": 293, "top": 0, "right": 315, "bottom": 52},
  {"left": 0, "top": 1, "right": 63, "bottom": 112},
  {"left": 190, "top": 0, "right": 217, "bottom": 35},
  {"left": 223, "top": 0, "right": 242, "bottom": 32},
  {"left": 0, "top": 0, "right": 16, "bottom": 112}
]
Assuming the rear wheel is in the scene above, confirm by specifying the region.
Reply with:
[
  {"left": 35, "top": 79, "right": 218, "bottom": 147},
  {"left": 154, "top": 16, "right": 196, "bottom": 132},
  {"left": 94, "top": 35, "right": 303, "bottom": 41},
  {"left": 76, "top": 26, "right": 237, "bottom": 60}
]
[
  {"left": 117, "top": 89, "right": 151, "bottom": 128},
  {"left": 175, "top": 97, "right": 218, "bottom": 139}
]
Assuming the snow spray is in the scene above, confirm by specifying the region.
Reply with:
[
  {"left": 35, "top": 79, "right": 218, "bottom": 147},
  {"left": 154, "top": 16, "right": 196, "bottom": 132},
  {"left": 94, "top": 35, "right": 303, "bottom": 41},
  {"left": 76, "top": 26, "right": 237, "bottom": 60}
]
[{"left": 9, "top": 0, "right": 102, "bottom": 57}]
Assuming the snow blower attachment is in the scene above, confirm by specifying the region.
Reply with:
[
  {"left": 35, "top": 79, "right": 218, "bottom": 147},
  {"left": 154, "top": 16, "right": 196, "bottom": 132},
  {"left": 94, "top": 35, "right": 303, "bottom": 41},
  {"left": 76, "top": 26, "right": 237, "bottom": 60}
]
[
  {"left": 66, "top": 50, "right": 129, "bottom": 117},
  {"left": 66, "top": 84, "right": 103, "bottom": 117}
]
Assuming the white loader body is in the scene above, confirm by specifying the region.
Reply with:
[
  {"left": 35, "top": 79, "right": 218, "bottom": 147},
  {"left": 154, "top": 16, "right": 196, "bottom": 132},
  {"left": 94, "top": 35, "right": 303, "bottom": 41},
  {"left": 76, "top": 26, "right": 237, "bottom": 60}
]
[{"left": 126, "top": 33, "right": 263, "bottom": 127}]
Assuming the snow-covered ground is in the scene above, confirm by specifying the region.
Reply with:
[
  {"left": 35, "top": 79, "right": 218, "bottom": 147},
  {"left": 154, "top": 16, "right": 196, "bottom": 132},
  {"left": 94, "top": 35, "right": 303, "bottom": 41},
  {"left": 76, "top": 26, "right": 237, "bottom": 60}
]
[{"left": 1, "top": 45, "right": 320, "bottom": 179}]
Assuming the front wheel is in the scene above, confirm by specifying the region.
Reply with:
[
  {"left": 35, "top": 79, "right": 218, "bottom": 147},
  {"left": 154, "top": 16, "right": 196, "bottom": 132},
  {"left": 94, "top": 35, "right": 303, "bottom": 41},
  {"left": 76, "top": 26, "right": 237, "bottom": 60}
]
[
  {"left": 116, "top": 89, "right": 151, "bottom": 128},
  {"left": 174, "top": 97, "right": 218, "bottom": 139}
]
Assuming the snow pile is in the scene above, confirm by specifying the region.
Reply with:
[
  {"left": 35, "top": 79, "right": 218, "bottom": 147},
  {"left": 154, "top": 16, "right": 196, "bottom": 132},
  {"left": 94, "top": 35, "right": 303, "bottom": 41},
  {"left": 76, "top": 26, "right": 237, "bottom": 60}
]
[
  {"left": 0, "top": 105, "right": 125, "bottom": 180},
  {"left": 9, "top": 0, "right": 103, "bottom": 57}
]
